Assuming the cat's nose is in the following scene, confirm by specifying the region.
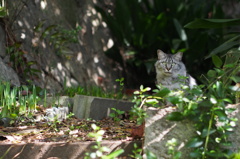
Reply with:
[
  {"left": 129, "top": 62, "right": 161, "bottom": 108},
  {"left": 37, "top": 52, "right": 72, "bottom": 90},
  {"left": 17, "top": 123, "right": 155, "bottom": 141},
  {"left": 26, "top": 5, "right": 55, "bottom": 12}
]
[{"left": 166, "top": 67, "right": 171, "bottom": 71}]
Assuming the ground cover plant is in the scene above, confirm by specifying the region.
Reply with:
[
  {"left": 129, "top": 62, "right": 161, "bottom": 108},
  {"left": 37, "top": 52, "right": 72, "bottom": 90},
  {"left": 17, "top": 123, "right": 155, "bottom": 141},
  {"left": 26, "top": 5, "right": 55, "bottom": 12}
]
[{"left": 60, "top": 78, "right": 126, "bottom": 100}]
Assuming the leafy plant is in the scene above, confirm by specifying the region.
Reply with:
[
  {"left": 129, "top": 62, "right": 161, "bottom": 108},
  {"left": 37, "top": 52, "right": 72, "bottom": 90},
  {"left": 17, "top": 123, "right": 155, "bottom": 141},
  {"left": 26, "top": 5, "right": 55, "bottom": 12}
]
[
  {"left": 130, "top": 85, "right": 162, "bottom": 125},
  {"left": 166, "top": 138, "right": 181, "bottom": 159},
  {"left": 130, "top": 62, "right": 237, "bottom": 158},
  {"left": 228, "top": 152, "right": 240, "bottom": 159},
  {"left": 34, "top": 22, "right": 81, "bottom": 56},
  {"left": 6, "top": 43, "right": 40, "bottom": 82},
  {"left": 95, "top": 0, "right": 226, "bottom": 87},
  {"left": 84, "top": 124, "right": 124, "bottom": 159},
  {"left": 128, "top": 143, "right": 143, "bottom": 159},
  {"left": 0, "top": 0, "right": 7, "bottom": 17},
  {"left": 115, "top": 77, "right": 124, "bottom": 94},
  {"left": 128, "top": 143, "right": 157, "bottom": 159},
  {"left": 185, "top": 18, "right": 240, "bottom": 101},
  {"left": 0, "top": 82, "right": 40, "bottom": 119},
  {"left": 184, "top": 18, "right": 240, "bottom": 59},
  {"left": 109, "top": 108, "right": 124, "bottom": 122},
  {"left": 61, "top": 85, "right": 123, "bottom": 99}
]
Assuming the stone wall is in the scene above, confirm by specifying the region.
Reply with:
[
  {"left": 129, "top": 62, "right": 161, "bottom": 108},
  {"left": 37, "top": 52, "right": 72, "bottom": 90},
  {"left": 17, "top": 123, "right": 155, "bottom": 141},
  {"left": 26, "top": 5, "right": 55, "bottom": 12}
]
[
  {"left": 1, "top": 0, "right": 121, "bottom": 91},
  {"left": 144, "top": 104, "right": 240, "bottom": 158}
]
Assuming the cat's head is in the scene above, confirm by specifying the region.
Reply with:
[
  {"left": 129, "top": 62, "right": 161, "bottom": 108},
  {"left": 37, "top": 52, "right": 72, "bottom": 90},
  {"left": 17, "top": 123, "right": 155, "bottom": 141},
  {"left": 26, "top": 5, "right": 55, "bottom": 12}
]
[{"left": 156, "top": 50, "right": 183, "bottom": 75}]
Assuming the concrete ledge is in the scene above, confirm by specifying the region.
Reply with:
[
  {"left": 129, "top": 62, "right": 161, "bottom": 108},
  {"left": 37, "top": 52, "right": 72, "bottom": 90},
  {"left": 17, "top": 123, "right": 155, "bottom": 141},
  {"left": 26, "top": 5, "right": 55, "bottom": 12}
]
[
  {"left": 0, "top": 141, "right": 142, "bottom": 159},
  {"left": 73, "top": 95, "right": 134, "bottom": 120}
]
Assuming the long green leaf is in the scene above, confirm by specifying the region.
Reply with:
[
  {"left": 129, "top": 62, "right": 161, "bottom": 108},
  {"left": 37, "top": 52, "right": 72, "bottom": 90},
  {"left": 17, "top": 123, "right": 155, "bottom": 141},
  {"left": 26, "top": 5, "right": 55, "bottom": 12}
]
[
  {"left": 185, "top": 19, "right": 240, "bottom": 29},
  {"left": 173, "top": 18, "right": 187, "bottom": 41},
  {"left": 102, "top": 149, "right": 124, "bottom": 159},
  {"left": 205, "top": 35, "right": 240, "bottom": 59},
  {"left": 186, "top": 138, "right": 203, "bottom": 148}
]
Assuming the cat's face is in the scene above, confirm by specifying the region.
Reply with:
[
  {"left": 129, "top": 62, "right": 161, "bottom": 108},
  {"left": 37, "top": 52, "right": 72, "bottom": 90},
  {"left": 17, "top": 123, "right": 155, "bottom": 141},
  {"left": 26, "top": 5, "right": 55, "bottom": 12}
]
[{"left": 156, "top": 50, "right": 183, "bottom": 75}]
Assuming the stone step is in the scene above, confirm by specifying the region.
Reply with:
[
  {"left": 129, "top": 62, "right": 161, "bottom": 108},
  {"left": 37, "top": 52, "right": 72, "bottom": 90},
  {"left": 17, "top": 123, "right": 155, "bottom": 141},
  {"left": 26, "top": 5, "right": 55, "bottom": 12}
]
[
  {"left": 0, "top": 141, "right": 142, "bottom": 159},
  {"left": 73, "top": 95, "right": 134, "bottom": 120}
]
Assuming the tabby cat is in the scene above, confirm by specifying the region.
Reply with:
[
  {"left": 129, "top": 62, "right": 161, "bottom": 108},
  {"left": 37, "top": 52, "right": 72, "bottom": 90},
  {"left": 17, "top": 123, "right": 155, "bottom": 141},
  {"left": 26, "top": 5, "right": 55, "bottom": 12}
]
[{"left": 155, "top": 50, "right": 196, "bottom": 90}]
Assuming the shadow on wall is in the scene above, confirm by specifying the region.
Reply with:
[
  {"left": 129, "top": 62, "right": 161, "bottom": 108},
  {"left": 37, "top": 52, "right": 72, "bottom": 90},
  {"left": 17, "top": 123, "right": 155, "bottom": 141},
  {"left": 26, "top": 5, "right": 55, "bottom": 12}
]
[{"left": 4, "top": 0, "right": 122, "bottom": 92}]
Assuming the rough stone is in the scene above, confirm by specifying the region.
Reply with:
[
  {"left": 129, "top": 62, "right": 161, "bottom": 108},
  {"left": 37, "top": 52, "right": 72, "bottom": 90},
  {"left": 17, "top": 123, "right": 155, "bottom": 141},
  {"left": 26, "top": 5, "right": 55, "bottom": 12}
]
[
  {"left": 73, "top": 95, "right": 134, "bottom": 120},
  {"left": 0, "top": 57, "right": 20, "bottom": 86},
  {"left": 224, "top": 103, "right": 240, "bottom": 153},
  {"left": 45, "top": 107, "right": 69, "bottom": 121},
  {"left": 143, "top": 107, "right": 195, "bottom": 159}
]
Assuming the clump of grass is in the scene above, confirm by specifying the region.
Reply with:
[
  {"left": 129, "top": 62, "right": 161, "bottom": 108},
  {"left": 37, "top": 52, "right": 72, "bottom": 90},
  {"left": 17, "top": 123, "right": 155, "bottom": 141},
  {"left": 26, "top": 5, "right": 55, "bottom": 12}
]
[
  {"left": 62, "top": 85, "right": 124, "bottom": 99},
  {"left": 0, "top": 82, "right": 39, "bottom": 119}
]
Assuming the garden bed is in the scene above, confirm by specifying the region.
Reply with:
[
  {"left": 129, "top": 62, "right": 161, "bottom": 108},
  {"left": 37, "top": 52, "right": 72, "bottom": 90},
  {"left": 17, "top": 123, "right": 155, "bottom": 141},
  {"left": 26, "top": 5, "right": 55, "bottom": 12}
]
[{"left": 0, "top": 102, "right": 143, "bottom": 158}]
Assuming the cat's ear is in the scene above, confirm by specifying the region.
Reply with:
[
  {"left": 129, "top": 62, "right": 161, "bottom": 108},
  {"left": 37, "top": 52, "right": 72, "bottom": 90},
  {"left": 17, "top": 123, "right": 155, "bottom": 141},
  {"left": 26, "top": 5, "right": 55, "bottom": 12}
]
[
  {"left": 174, "top": 52, "right": 183, "bottom": 61},
  {"left": 157, "top": 50, "right": 166, "bottom": 59}
]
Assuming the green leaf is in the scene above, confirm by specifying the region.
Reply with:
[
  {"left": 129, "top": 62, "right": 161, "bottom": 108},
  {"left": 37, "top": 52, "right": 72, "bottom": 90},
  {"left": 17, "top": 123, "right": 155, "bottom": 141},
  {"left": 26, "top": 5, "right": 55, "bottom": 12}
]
[
  {"left": 173, "top": 18, "right": 187, "bottom": 41},
  {"left": 155, "top": 88, "right": 171, "bottom": 97},
  {"left": 143, "top": 87, "right": 151, "bottom": 92},
  {"left": 91, "top": 124, "right": 100, "bottom": 131},
  {"left": 167, "top": 112, "right": 184, "bottom": 121},
  {"left": 167, "top": 96, "right": 180, "bottom": 105},
  {"left": 215, "top": 109, "right": 227, "bottom": 121},
  {"left": 201, "top": 128, "right": 216, "bottom": 138},
  {"left": 186, "top": 138, "right": 203, "bottom": 148},
  {"left": 207, "top": 70, "right": 217, "bottom": 78},
  {"left": 102, "top": 149, "right": 124, "bottom": 159},
  {"left": 205, "top": 35, "right": 240, "bottom": 59},
  {"left": 145, "top": 150, "right": 157, "bottom": 159},
  {"left": 215, "top": 81, "right": 224, "bottom": 98},
  {"left": 210, "top": 95, "right": 217, "bottom": 104},
  {"left": 189, "top": 151, "right": 202, "bottom": 158},
  {"left": 185, "top": 19, "right": 240, "bottom": 29},
  {"left": 230, "top": 76, "right": 240, "bottom": 83},
  {"left": 212, "top": 55, "right": 223, "bottom": 68},
  {"left": 145, "top": 99, "right": 158, "bottom": 105}
]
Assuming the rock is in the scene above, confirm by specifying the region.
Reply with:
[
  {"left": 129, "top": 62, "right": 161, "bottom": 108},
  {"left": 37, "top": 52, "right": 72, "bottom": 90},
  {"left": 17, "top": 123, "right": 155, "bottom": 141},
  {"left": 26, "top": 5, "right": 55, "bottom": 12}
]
[
  {"left": 143, "top": 107, "right": 195, "bottom": 159},
  {"left": 224, "top": 103, "right": 240, "bottom": 153},
  {"left": 45, "top": 107, "right": 69, "bottom": 121},
  {"left": 73, "top": 95, "right": 134, "bottom": 120},
  {"left": 0, "top": 57, "right": 20, "bottom": 86},
  {"left": 0, "top": 117, "right": 12, "bottom": 127}
]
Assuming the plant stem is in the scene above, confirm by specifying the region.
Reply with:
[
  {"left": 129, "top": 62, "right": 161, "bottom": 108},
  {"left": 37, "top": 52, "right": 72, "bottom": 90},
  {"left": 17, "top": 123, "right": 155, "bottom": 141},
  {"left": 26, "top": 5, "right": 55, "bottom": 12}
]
[{"left": 202, "top": 108, "right": 214, "bottom": 159}]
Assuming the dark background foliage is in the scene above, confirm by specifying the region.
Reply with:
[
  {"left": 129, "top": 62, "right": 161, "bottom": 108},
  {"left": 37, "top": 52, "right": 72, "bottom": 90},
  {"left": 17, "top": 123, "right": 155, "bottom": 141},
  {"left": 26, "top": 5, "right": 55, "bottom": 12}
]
[{"left": 96, "top": 0, "right": 238, "bottom": 88}]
